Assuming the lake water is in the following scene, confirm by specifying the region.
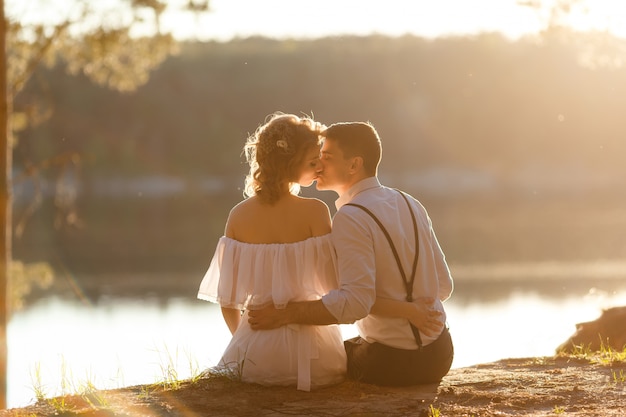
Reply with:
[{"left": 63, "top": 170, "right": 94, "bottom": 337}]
[{"left": 8, "top": 273, "right": 626, "bottom": 409}]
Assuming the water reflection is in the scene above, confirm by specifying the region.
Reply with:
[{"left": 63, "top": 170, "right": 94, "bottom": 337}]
[
  {"left": 8, "top": 282, "right": 626, "bottom": 409},
  {"left": 9, "top": 297, "right": 232, "bottom": 409}
]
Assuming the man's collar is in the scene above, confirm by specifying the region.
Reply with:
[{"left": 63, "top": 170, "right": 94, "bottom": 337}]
[{"left": 335, "top": 177, "right": 381, "bottom": 210}]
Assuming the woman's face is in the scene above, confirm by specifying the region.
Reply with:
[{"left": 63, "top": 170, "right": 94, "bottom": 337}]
[{"left": 296, "top": 145, "right": 322, "bottom": 187}]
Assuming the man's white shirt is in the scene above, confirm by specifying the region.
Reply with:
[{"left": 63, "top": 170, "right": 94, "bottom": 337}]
[{"left": 321, "top": 177, "right": 453, "bottom": 349}]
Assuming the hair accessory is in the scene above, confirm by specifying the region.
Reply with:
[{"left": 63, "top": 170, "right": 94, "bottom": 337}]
[{"left": 276, "top": 139, "right": 288, "bottom": 149}]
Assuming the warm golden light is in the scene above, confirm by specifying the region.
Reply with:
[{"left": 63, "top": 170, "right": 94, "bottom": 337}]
[
  {"left": 8, "top": 0, "right": 626, "bottom": 41},
  {"left": 6, "top": 0, "right": 626, "bottom": 411}
]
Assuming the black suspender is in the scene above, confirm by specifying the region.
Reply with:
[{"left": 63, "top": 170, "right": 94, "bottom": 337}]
[{"left": 344, "top": 189, "right": 423, "bottom": 349}]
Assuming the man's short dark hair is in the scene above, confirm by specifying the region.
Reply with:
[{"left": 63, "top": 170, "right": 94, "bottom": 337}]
[{"left": 322, "top": 122, "right": 382, "bottom": 176}]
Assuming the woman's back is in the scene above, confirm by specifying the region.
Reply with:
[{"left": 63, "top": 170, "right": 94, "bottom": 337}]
[{"left": 225, "top": 194, "right": 331, "bottom": 244}]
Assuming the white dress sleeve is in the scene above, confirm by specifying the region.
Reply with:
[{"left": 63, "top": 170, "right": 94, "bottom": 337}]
[{"left": 197, "top": 235, "right": 338, "bottom": 310}]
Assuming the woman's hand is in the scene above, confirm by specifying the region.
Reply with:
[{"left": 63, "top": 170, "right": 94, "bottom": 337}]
[
  {"left": 371, "top": 296, "right": 444, "bottom": 337},
  {"left": 407, "top": 297, "right": 443, "bottom": 337}
]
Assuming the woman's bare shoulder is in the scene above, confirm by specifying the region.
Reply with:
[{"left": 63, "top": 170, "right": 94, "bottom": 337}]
[
  {"left": 295, "top": 196, "right": 331, "bottom": 235},
  {"left": 296, "top": 196, "right": 330, "bottom": 213},
  {"left": 228, "top": 196, "right": 259, "bottom": 216},
  {"left": 225, "top": 197, "right": 259, "bottom": 237}
]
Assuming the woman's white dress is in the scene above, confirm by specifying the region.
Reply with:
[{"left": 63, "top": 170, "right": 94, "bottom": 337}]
[{"left": 197, "top": 234, "right": 347, "bottom": 391}]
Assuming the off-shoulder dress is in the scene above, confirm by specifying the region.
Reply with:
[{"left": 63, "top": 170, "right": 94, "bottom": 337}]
[{"left": 198, "top": 234, "right": 347, "bottom": 391}]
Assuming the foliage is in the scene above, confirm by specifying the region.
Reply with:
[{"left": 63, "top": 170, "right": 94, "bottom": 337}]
[
  {"left": 4, "top": 0, "right": 211, "bottom": 310},
  {"left": 15, "top": 32, "right": 626, "bottom": 180},
  {"left": 560, "top": 343, "right": 626, "bottom": 365},
  {"left": 9, "top": 261, "right": 53, "bottom": 312},
  {"left": 6, "top": 1, "right": 195, "bottom": 139},
  {"left": 428, "top": 404, "right": 441, "bottom": 417},
  {"left": 9, "top": 33, "right": 626, "bottom": 278},
  {"left": 8, "top": 2, "right": 626, "bottom": 279}
]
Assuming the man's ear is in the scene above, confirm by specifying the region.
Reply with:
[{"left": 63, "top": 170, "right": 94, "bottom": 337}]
[{"left": 349, "top": 156, "right": 364, "bottom": 174}]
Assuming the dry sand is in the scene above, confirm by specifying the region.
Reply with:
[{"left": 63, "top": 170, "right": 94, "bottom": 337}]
[{"left": 3, "top": 354, "right": 624, "bottom": 416}]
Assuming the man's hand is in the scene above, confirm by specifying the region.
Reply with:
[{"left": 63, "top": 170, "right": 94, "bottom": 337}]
[
  {"left": 248, "top": 305, "right": 289, "bottom": 330},
  {"left": 409, "top": 297, "right": 444, "bottom": 337}
]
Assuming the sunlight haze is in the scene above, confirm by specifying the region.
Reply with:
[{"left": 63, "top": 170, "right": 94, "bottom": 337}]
[
  {"left": 7, "top": 0, "right": 626, "bottom": 410},
  {"left": 8, "top": 0, "right": 626, "bottom": 41}
]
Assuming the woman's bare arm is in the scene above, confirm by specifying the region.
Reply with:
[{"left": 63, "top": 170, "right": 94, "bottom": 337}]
[{"left": 221, "top": 307, "right": 242, "bottom": 335}]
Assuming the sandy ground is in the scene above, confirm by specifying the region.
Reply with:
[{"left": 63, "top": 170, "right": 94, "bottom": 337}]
[{"left": 2, "top": 354, "right": 624, "bottom": 417}]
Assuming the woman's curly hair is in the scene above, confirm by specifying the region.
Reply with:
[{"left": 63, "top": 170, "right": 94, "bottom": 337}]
[{"left": 243, "top": 112, "right": 325, "bottom": 204}]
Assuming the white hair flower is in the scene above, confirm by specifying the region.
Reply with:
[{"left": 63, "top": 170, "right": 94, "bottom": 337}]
[{"left": 276, "top": 139, "right": 288, "bottom": 149}]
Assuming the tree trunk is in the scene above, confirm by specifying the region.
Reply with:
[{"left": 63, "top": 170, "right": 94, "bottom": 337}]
[{"left": 0, "top": 0, "right": 9, "bottom": 409}]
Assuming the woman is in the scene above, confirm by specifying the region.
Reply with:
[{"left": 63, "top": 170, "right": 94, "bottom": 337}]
[{"left": 198, "top": 112, "right": 345, "bottom": 391}]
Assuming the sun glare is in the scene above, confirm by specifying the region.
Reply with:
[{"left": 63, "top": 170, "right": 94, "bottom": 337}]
[
  {"left": 568, "top": 1, "right": 626, "bottom": 38},
  {"left": 160, "top": 0, "right": 626, "bottom": 42},
  {"left": 7, "top": 0, "right": 626, "bottom": 41},
  {"left": 161, "top": 0, "right": 545, "bottom": 41}
]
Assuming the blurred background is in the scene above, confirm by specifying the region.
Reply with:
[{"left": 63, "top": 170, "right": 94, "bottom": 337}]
[{"left": 5, "top": 0, "right": 626, "bottom": 409}]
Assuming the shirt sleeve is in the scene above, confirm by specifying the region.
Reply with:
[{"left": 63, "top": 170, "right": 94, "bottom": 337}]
[
  {"left": 321, "top": 208, "right": 377, "bottom": 324},
  {"left": 429, "top": 218, "right": 454, "bottom": 302}
]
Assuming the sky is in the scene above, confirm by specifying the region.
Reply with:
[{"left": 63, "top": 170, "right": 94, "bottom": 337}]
[
  {"left": 165, "top": 0, "right": 545, "bottom": 41},
  {"left": 8, "top": 0, "right": 626, "bottom": 41},
  {"left": 160, "top": 0, "right": 626, "bottom": 41}
]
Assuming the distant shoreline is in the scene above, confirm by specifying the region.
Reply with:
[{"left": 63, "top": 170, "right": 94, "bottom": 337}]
[{"left": 22, "top": 261, "right": 626, "bottom": 308}]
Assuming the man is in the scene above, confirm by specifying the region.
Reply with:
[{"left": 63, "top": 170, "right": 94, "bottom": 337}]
[{"left": 249, "top": 121, "right": 454, "bottom": 386}]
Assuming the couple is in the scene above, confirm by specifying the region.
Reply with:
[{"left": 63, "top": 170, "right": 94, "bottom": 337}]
[{"left": 198, "top": 112, "right": 454, "bottom": 391}]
